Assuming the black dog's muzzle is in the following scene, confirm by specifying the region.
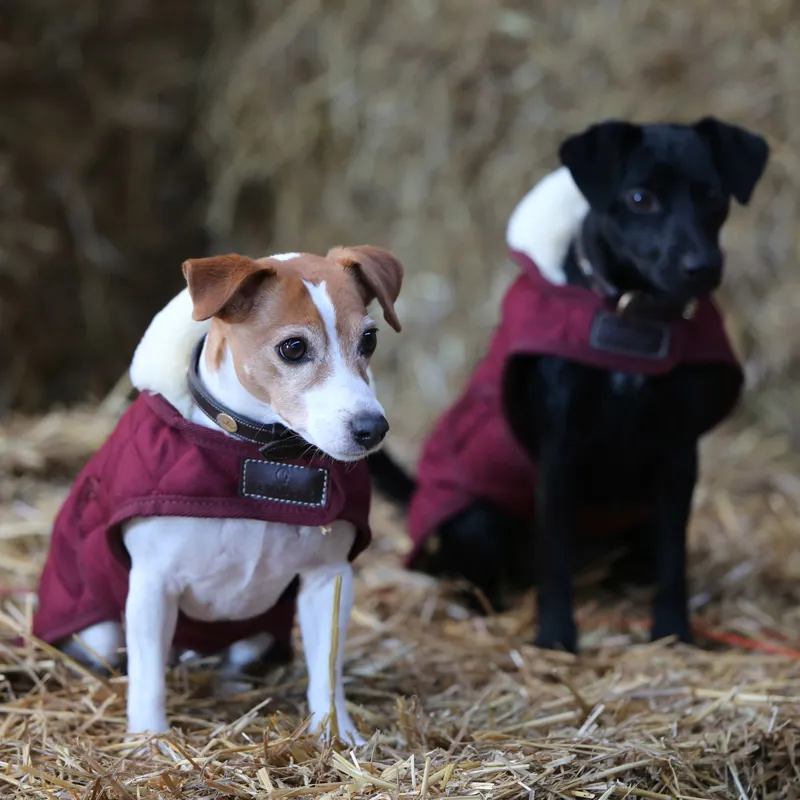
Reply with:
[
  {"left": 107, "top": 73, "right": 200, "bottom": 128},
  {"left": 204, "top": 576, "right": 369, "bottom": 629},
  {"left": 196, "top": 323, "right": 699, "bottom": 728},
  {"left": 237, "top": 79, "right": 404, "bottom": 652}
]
[{"left": 573, "top": 236, "right": 698, "bottom": 323}]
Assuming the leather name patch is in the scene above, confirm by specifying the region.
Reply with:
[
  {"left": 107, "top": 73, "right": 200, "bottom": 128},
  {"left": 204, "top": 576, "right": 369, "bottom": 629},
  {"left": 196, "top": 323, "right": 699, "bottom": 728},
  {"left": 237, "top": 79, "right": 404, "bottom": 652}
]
[
  {"left": 240, "top": 459, "right": 329, "bottom": 508},
  {"left": 589, "top": 310, "right": 671, "bottom": 360}
]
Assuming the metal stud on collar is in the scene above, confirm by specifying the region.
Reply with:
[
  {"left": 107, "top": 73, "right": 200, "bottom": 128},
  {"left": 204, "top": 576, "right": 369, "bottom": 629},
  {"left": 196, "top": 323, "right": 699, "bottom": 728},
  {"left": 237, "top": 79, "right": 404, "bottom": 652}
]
[
  {"left": 215, "top": 412, "right": 239, "bottom": 434},
  {"left": 616, "top": 291, "right": 637, "bottom": 317}
]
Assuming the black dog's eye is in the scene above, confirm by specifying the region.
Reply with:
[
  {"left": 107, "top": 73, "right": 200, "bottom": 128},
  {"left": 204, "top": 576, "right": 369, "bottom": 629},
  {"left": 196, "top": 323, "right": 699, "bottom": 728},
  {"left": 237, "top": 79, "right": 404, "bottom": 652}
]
[
  {"left": 360, "top": 329, "right": 377, "bottom": 357},
  {"left": 625, "top": 188, "right": 661, "bottom": 214},
  {"left": 277, "top": 338, "right": 308, "bottom": 362},
  {"left": 694, "top": 184, "right": 725, "bottom": 204}
]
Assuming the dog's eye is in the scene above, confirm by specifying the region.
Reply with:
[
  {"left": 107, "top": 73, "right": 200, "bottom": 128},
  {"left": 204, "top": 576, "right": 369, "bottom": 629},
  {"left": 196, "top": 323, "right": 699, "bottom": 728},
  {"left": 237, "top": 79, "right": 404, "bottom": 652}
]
[
  {"left": 695, "top": 185, "right": 725, "bottom": 204},
  {"left": 277, "top": 338, "right": 308, "bottom": 362},
  {"left": 360, "top": 329, "right": 377, "bottom": 357},
  {"left": 625, "top": 188, "right": 661, "bottom": 214}
]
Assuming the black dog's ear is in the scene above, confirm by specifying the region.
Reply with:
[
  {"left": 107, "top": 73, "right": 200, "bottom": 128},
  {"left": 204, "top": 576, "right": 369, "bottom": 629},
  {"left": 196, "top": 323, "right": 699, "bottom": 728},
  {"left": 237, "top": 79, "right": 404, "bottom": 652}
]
[
  {"left": 558, "top": 121, "right": 643, "bottom": 208},
  {"left": 693, "top": 117, "right": 769, "bottom": 205}
]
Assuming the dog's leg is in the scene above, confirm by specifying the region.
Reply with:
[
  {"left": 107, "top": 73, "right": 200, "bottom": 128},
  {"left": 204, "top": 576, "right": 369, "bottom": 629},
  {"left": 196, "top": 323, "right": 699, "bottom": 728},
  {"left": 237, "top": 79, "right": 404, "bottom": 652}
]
[
  {"left": 215, "top": 633, "right": 277, "bottom": 696},
  {"left": 223, "top": 633, "right": 278, "bottom": 673},
  {"left": 533, "top": 444, "right": 578, "bottom": 653},
  {"left": 124, "top": 566, "right": 179, "bottom": 735},
  {"left": 650, "top": 440, "right": 697, "bottom": 644},
  {"left": 430, "top": 501, "right": 523, "bottom": 613},
  {"left": 215, "top": 633, "right": 295, "bottom": 696},
  {"left": 297, "top": 562, "right": 364, "bottom": 746},
  {"left": 61, "top": 621, "right": 124, "bottom": 673}
]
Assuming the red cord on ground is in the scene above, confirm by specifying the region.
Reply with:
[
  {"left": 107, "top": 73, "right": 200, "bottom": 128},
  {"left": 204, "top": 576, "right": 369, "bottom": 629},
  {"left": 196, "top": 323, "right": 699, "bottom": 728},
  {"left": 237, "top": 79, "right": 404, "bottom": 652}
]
[{"left": 583, "top": 614, "right": 800, "bottom": 659}]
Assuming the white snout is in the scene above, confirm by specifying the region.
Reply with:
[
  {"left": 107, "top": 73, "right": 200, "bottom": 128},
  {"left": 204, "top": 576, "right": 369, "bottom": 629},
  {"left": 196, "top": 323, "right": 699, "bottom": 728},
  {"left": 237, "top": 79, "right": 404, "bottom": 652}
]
[{"left": 302, "top": 376, "right": 388, "bottom": 462}]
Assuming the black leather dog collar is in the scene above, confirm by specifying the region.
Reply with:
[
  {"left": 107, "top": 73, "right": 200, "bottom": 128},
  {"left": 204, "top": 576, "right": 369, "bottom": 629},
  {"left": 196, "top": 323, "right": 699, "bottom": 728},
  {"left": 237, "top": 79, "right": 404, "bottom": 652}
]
[{"left": 187, "top": 337, "right": 312, "bottom": 460}]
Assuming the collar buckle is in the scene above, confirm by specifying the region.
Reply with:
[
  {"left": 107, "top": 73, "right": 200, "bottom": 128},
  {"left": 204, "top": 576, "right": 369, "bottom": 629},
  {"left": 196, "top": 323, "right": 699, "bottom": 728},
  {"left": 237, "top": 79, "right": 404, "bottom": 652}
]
[{"left": 574, "top": 237, "right": 698, "bottom": 323}]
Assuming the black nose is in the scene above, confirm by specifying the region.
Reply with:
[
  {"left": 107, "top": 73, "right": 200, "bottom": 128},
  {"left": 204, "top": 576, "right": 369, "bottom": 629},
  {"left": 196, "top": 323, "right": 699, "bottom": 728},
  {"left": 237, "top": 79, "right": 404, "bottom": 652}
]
[
  {"left": 680, "top": 253, "right": 721, "bottom": 277},
  {"left": 350, "top": 413, "right": 389, "bottom": 449}
]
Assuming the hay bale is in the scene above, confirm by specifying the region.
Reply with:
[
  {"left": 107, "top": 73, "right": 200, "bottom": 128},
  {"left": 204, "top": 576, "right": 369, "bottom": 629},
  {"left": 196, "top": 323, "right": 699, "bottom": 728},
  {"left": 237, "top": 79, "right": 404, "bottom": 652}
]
[
  {"left": 2, "top": 0, "right": 799, "bottom": 450},
  {"left": 199, "top": 0, "right": 800, "bottom": 454},
  {"left": 0, "top": 0, "right": 212, "bottom": 411}
]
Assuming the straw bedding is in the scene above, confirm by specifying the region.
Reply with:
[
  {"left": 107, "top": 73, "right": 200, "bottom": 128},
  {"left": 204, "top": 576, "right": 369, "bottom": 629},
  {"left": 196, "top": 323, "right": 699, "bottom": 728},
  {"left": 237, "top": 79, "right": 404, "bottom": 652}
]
[{"left": 0, "top": 398, "right": 799, "bottom": 798}]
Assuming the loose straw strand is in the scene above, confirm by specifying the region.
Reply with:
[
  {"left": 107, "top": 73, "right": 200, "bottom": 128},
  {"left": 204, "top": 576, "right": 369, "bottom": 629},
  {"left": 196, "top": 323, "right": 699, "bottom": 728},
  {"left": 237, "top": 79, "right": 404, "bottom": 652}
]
[{"left": 327, "top": 573, "right": 343, "bottom": 742}]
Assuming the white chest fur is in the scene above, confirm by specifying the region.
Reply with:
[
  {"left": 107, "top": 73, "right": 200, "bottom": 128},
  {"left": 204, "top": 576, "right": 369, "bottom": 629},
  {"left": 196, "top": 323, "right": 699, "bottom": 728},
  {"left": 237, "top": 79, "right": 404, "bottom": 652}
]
[
  {"left": 117, "top": 511, "right": 363, "bottom": 743},
  {"left": 123, "top": 516, "right": 356, "bottom": 622}
]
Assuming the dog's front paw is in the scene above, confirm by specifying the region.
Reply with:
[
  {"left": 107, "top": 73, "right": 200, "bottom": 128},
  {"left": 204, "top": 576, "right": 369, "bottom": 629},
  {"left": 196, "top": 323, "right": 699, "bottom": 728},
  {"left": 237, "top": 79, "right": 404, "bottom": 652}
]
[
  {"left": 535, "top": 617, "right": 578, "bottom": 654},
  {"left": 650, "top": 615, "right": 693, "bottom": 645},
  {"left": 335, "top": 716, "right": 367, "bottom": 748},
  {"left": 310, "top": 710, "right": 366, "bottom": 748},
  {"left": 123, "top": 732, "right": 180, "bottom": 761}
]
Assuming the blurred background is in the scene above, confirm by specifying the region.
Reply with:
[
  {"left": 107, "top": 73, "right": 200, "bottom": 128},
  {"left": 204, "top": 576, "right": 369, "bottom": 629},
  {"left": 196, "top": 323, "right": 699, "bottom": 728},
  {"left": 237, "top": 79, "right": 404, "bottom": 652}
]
[{"left": 1, "top": 0, "right": 798, "bottom": 461}]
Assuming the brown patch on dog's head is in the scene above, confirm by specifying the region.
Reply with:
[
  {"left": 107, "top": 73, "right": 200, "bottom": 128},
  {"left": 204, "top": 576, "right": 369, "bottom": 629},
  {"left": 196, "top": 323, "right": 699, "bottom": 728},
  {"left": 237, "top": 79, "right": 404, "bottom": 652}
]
[
  {"left": 327, "top": 245, "right": 404, "bottom": 332},
  {"left": 181, "top": 248, "right": 405, "bottom": 460},
  {"left": 182, "top": 254, "right": 276, "bottom": 322}
]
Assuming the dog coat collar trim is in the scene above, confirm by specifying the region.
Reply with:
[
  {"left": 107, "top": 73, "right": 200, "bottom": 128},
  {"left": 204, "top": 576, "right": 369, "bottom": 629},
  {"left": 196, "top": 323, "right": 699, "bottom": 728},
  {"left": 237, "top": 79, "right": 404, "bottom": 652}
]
[
  {"left": 187, "top": 336, "right": 312, "bottom": 460},
  {"left": 506, "top": 248, "right": 741, "bottom": 372},
  {"left": 571, "top": 234, "right": 698, "bottom": 323}
]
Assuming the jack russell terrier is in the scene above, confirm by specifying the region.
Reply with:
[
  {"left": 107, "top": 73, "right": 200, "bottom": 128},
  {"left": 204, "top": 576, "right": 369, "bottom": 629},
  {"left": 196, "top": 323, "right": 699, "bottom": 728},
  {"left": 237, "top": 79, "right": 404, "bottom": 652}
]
[{"left": 33, "top": 245, "right": 404, "bottom": 744}]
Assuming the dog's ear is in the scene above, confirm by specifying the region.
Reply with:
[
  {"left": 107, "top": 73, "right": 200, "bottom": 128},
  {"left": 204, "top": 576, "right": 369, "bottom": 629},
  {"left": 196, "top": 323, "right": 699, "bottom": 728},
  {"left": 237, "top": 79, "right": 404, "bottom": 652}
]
[
  {"left": 558, "top": 120, "right": 643, "bottom": 208},
  {"left": 328, "top": 245, "right": 404, "bottom": 332},
  {"left": 182, "top": 254, "right": 276, "bottom": 321},
  {"left": 693, "top": 117, "right": 769, "bottom": 205}
]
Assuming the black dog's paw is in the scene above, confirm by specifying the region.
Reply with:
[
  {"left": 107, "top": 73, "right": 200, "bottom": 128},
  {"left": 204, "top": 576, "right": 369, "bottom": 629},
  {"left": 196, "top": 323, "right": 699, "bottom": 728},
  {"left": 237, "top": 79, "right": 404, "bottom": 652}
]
[
  {"left": 650, "top": 617, "right": 693, "bottom": 645},
  {"left": 535, "top": 619, "right": 578, "bottom": 654}
]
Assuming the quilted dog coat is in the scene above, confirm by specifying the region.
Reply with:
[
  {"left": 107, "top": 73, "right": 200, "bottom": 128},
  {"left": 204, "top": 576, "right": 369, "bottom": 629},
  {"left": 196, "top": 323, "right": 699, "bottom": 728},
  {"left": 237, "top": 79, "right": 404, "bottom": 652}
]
[
  {"left": 33, "top": 391, "right": 372, "bottom": 654},
  {"left": 406, "top": 248, "right": 742, "bottom": 559}
]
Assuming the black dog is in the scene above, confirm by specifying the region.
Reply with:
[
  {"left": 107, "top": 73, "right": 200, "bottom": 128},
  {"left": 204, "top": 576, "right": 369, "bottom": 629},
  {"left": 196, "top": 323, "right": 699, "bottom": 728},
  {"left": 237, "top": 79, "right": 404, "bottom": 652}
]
[{"left": 371, "top": 118, "right": 769, "bottom": 652}]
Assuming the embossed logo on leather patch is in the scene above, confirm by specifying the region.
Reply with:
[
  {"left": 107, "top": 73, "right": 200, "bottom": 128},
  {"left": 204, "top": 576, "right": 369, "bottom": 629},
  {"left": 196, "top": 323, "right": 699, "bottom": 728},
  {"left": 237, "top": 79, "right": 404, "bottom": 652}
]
[
  {"left": 589, "top": 310, "right": 671, "bottom": 360},
  {"left": 240, "top": 459, "right": 329, "bottom": 507}
]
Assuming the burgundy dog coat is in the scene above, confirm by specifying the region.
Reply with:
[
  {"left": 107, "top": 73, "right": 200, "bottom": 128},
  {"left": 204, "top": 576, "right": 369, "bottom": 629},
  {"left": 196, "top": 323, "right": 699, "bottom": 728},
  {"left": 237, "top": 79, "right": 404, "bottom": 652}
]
[
  {"left": 33, "top": 391, "right": 372, "bottom": 654},
  {"left": 407, "top": 250, "right": 743, "bottom": 558}
]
